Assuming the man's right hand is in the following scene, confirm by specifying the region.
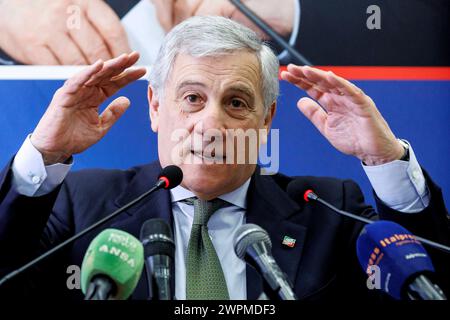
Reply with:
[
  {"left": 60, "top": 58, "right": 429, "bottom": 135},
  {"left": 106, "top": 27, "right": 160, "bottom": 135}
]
[
  {"left": 0, "top": 0, "right": 131, "bottom": 65},
  {"left": 30, "top": 52, "right": 146, "bottom": 165}
]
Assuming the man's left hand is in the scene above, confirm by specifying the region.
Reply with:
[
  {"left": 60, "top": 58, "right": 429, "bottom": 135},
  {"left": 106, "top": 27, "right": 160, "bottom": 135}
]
[{"left": 281, "top": 65, "right": 405, "bottom": 166}]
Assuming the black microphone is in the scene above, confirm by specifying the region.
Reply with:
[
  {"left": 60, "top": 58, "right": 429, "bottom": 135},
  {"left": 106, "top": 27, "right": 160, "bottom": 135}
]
[
  {"left": 234, "top": 223, "right": 297, "bottom": 300},
  {"left": 228, "top": 0, "right": 312, "bottom": 66},
  {"left": 140, "top": 218, "right": 175, "bottom": 300},
  {"left": 0, "top": 165, "right": 183, "bottom": 287},
  {"left": 286, "top": 180, "right": 450, "bottom": 254}
]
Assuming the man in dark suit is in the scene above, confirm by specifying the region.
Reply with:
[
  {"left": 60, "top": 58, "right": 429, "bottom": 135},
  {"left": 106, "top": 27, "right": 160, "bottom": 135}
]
[{"left": 0, "top": 16, "right": 448, "bottom": 300}]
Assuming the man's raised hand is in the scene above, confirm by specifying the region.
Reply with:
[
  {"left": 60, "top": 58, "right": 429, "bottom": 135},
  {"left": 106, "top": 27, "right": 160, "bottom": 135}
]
[
  {"left": 281, "top": 65, "right": 404, "bottom": 166},
  {"left": 30, "top": 52, "right": 146, "bottom": 165}
]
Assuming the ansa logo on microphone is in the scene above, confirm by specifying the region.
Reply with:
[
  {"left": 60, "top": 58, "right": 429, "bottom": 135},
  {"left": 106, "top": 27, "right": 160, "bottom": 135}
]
[
  {"left": 94, "top": 231, "right": 141, "bottom": 268},
  {"left": 98, "top": 244, "right": 138, "bottom": 268},
  {"left": 107, "top": 231, "right": 139, "bottom": 250}
]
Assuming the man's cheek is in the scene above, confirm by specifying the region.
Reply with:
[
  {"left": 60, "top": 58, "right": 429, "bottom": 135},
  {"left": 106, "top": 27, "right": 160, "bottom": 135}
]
[{"left": 169, "top": 128, "right": 192, "bottom": 165}]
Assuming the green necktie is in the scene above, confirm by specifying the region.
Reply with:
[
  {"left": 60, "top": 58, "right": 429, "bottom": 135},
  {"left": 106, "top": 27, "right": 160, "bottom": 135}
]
[{"left": 184, "top": 197, "right": 230, "bottom": 300}]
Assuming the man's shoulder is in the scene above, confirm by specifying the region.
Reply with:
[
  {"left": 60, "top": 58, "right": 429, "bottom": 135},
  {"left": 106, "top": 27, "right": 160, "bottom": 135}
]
[
  {"left": 63, "top": 161, "right": 161, "bottom": 192},
  {"left": 268, "top": 171, "right": 356, "bottom": 191},
  {"left": 264, "top": 171, "right": 363, "bottom": 205}
]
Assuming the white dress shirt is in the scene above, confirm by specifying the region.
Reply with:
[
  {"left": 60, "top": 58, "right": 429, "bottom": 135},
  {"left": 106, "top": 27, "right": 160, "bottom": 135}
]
[
  {"left": 170, "top": 181, "right": 249, "bottom": 300},
  {"left": 10, "top": 135, "right": 430, "bottom": 299}
]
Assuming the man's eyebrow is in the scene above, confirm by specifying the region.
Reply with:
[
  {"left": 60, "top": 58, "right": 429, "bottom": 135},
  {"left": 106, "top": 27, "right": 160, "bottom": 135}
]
[
  {"left": 175, "top": 80, "right": 207, "bottom": 91},
  {"left": 175, "top": 81, "right": 256, "bottom": 98},
  {"left": 226, "top": 85, "right": 255, "bottom": 98}
]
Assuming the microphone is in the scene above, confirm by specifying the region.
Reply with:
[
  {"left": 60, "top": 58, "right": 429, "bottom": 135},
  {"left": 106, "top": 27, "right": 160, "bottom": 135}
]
[
  {"left": 140, "top": 218, "right": 175, "bottom": 300},
  {"left": 234, "top": 223, "right": 297, "bottom": 300},
  {"left": 357, "top": 221, "right": 447, "bottom": 300},
  {"left": 286, "top": 180, "right": 450, "bottom": 254},
  {"left": 82, "top": 229, "right": 144, "bottom": 300},
  {"left": 0, "top": 165, "right": 183, "bottom": 287}
]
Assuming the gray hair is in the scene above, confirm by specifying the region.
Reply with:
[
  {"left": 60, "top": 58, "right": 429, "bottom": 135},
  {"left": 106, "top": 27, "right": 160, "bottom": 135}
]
[{"left": 148, "top": 16, "right": 279, "bottom": 113}]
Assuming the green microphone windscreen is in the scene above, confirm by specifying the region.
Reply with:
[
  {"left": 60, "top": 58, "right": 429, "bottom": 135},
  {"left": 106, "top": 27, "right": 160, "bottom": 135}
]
[{"left": 81, "top": 228, "right": 144, "bottom": 300}]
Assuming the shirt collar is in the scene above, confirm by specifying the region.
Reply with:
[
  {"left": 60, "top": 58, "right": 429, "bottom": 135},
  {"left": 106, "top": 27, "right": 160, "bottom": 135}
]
[{"left": 170, "top": 178, "right": 250, "bottom": 209}]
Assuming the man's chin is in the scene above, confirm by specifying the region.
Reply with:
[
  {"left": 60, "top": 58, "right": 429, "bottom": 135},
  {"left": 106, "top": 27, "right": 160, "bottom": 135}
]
[{"left": 179, "top": 163, "right": 255, "bottom": 199}]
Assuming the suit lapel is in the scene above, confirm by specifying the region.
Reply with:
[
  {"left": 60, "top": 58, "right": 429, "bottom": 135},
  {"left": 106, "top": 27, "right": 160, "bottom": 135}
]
[
  {"left": 102, "top": 163, "right": 308, "bottom": 300},
  {"left": 245, "top": 169, "right": 307, "bottom": 300},
  {"left": 110, "top": 162, "right": 173, "bottom": 234},
  {"left": 108, "top": 161, "right": 174, "bottom": 300}
]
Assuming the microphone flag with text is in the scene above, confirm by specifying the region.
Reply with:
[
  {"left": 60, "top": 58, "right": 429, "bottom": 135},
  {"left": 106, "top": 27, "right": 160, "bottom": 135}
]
[
  {"left": 81, "top": 228, "right": 144, "bottom": 300},
  {"left": 357, "top": 221, "right": 446, "bottom": 300}
]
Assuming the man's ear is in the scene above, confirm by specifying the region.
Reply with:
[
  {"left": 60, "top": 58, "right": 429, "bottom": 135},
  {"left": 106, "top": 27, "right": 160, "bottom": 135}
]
[
  {"left": 261, "top": 101, "right": 277, "bottom": 144},
  {"left": 148, "top": 85, "right": 159, "bottom": 132}
]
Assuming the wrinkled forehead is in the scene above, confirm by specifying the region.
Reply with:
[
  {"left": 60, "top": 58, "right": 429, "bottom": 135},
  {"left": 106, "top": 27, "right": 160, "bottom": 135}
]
[{"left": 166, "top": 52, "right": 264, "bottom": 97}]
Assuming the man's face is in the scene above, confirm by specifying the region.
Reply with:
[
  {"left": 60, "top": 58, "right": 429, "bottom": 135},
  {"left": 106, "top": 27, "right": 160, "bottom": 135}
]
[{"left": 148, "top": 52, "right": 275, "bottom": 200}]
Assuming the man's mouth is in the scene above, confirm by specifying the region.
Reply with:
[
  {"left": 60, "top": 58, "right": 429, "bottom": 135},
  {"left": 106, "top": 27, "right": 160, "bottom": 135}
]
[{"left": 191, "top": 150, "right": 226, "bottom": 161}]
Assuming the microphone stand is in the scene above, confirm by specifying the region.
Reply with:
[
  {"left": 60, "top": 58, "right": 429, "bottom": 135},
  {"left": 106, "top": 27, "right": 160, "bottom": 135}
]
[{"left": 0, "top": 179, "right": 167, "bottom": 287}]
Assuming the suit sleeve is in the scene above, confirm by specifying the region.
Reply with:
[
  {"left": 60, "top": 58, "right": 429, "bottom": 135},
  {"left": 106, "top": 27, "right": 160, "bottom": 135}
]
[
  {"left": 375, "top": 169, "right": 450, "bottom": 296},
  {"left": 330, "top": 179, "right": 386, "bottom": 301},
  {"left": 0, "top": 158, "right": 74, "bottom": 297},
  {"left": 331, "top": 175, "right": 449, "bottom": 300}
]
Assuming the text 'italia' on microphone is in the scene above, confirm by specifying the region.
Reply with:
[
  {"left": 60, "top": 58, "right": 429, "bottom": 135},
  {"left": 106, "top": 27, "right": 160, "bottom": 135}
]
[
  {"left": 357, "top": 220, "right": 447, "bottom": 300},
  {"left": 81, "top": 229, "right": 144, "bottom": 300},
  {"left": 140, "top": 218, "right": 175, "bottom": 300},
  {"left": 234, "top": 223, "right": 297, "bottom": 300},
  {"left": 0, "top": 165, "right": 183, "bottom": 288}
]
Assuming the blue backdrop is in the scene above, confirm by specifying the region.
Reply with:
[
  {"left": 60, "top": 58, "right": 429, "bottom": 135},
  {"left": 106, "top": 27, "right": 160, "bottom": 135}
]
[{"left": 1, "top": 79, "right": 449, "bottom": 208}]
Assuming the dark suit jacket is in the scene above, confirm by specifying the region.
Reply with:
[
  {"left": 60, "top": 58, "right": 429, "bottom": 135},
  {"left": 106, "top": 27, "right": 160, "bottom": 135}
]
[{"left": 0, "top": 160, "right": 449, "bottom": 300}]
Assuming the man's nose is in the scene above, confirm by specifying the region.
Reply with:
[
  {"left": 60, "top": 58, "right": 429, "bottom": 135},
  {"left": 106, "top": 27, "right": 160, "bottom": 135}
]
[{"left": 194, "top": 101, "right": 227, "bottom": 134}]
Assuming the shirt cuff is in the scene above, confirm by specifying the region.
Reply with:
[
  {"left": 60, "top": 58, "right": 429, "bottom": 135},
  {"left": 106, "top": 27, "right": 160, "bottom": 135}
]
[
  {"left": 278, "top": 0, "right": 300, "bottom": 61},
  {"left": 11, "top": 135, "right": 72, "bottom": 197},
  {"left": 362, "top": 140, "right": 430, "bottom": 213}
]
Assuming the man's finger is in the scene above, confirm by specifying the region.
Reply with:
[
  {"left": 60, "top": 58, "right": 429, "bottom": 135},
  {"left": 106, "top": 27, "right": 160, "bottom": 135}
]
[
  {"left": 102, "top": 67, "right": 147, "bottom": 97},
  {"left": 301, "top": 66, "right": 342, "bottom": 94},
  {"left": 85, "top": 52, "right": 139, "bottom": 86},
  {"left": 63, "top": 59, "right": 104, "bottom": 93},
  {"left": 86, "top": 0, "right": 131, "bottom": 57},
  {"left": 326, "top": 71, "right": 366, "bottom": 101},
  {"left": 48, "top": 33, "right": 88, "bottom": 65},
  {"left": 297, "top": 97, "right": 327, "bottom": 136},
  {"left": 99, "top": 96, "right": 131, "bottom": 134},
  {"left": 152, "top": 0, "right": 175, "bottom": 32},
  {"left": 194, "top": 0, "right": 234, "bottom": 17},
  {"left": 286, "top": 65, "right": 335, "bottom": 94},
  {"left": 281, "top": 71, "right": 313, "bottom": 90},
  {"left": 69, "top": 12, "right": 112, "bottom": 63},
  {"left": 302, "top": 66, "right": 355, "bottom": 97},
  {"left": 26, "top": 46, "right": 60, "bottom": 65},
  {"left": 281, "top": 71, "right": 325, "bottom": 101},
  {"left": 174, "top": 0, "right": 203, "bottom": 24},
  {"left": 110, "top": 67, "right": 147, "bottom": 86}
]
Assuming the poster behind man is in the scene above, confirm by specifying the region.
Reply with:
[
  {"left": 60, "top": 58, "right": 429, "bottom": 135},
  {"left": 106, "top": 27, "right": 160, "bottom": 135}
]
[{"left": 0, "top": 0, "right": 448, "bottom": 207}]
